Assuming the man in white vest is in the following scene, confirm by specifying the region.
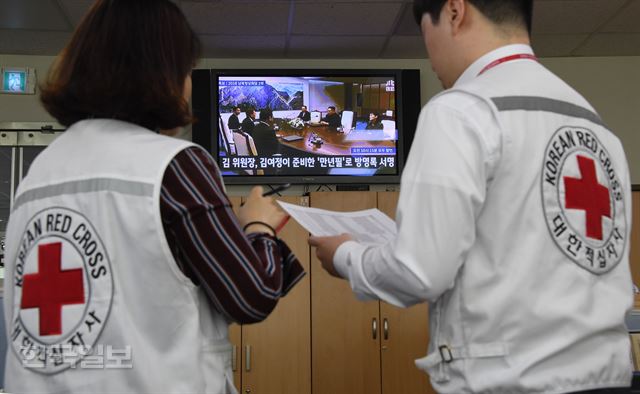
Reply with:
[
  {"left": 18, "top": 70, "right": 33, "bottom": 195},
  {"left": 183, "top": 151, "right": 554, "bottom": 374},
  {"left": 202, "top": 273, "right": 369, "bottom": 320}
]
[{"left": 310, "top": 0, "right": 633, "bottom": 393}]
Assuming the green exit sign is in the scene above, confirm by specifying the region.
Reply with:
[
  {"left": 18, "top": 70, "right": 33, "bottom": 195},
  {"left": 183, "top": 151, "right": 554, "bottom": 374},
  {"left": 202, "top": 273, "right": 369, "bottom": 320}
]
[
  {"left": 1, "top": 67, "right": 36, "bottom": 94},
  {"left": 3, "top": 70, "right": 26, "bottom": 93}
]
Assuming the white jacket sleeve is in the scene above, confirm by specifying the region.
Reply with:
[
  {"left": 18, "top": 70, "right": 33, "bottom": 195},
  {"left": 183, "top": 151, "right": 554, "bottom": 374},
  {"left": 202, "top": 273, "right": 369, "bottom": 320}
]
[{"left": 334, "top": 96, "right": 500, "bottom": 307}]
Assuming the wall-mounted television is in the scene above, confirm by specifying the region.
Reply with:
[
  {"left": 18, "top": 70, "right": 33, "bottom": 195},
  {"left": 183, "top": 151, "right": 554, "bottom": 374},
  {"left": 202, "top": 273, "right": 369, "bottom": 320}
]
[{"left": 192, "top": 69, "right": 421, "bottom": 185}]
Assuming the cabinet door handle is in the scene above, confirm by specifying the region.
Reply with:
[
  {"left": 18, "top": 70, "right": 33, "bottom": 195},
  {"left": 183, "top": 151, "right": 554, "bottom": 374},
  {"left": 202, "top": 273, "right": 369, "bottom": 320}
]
[
  {"left": 245, "top": 345, "right": 251, "bottom": 372},
  {"left": 232, "top": 345, "right": 238, "bottom": 372},
  {"left": 383, "top": 318, "right": 389, "bottom": 340},
  {"left": 372, "top": 318, "right": 378, "bottom": 340}
]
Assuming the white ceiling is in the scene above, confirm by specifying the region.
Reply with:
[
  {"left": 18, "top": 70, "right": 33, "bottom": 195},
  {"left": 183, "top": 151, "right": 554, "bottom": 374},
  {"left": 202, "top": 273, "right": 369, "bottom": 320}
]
[{"left": 0, "top": 0, "right": 639, "bottom": 59}]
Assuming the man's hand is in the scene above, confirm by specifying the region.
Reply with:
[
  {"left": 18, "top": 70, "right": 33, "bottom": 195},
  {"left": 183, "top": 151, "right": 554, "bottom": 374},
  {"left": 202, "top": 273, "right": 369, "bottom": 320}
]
[{"left": 308, "top": 234, "right": 353, "bottom": 278}]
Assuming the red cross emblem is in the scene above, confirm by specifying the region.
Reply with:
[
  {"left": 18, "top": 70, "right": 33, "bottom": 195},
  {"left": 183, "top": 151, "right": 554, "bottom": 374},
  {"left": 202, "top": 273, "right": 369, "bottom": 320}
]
[
  {"left": 563, "top": 155, "right": 611, "bottom": 240},
  {"left": 21, "top": 242, "right": 85, "bottom": 336}
]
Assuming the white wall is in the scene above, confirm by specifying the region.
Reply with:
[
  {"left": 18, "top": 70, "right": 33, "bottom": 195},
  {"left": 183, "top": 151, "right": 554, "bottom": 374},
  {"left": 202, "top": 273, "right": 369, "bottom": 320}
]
[
  {"left": 539, "top": 57, "right": 640, "bottom": 185},
  {"left": 1, "top": 53, "right": 639, "bottom": 183},
  {"left": 0, "top": 55, "right": 56, "bottom": 122}
]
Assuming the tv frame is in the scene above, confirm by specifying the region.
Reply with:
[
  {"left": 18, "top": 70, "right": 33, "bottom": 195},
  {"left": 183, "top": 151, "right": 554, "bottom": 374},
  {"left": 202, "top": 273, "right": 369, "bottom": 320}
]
[{"left": 192, "top": 69, "right": 421, "bottom": 185}]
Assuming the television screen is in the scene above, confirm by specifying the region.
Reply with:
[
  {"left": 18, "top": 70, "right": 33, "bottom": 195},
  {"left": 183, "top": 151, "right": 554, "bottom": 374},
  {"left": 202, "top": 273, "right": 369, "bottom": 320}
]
[{"left": 192, "top": 69, "right": 421, "bottom": 185}]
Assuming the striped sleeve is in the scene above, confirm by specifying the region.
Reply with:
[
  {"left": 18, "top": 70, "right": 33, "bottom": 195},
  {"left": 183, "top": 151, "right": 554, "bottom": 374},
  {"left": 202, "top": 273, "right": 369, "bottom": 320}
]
[{"left": 160, "top": 147, "right": 305, "bottom": 324}]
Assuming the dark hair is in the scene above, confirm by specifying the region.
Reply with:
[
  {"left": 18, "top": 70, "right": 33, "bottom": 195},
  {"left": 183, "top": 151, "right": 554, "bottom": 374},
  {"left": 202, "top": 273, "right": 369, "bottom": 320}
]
[
  {"left": 328, "top": 106, "right": 336, "bottom": 111},
  {"left": 40, "top": 0, "right": 201, "bottom": 131},
  {"left": 245, "top": 108, "right": 256, "bottom": 117},
  {"left": 413, "top": 0, "right": 532, "bottom": 34},
  {"left": 259, "top": 108, "right": 273, "bottom": 121},
  {"left": 301, "top": 105, "right": 307, "bottom": 110},
  {"left": 233, "top": 106, "right": 241, "bottom": 111}
]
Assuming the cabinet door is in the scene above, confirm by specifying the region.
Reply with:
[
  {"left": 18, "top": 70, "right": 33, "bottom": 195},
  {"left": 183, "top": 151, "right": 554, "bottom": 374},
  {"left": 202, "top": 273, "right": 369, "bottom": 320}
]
[
  {"left": 0, "top": 147, "right": 13, "bottom": 234},
  {"left": 310, "top": 191, "right": 381, "bottom": 394},
  {"left": 227, "top": 196, "right": 243, "bottom": 391},
  {"left": 0, "top": 146, "right": 13, "bottom": 271},
  {"left": 377, "top": 192, "right": 434, "bottom": 394},
  {"left": 241, "top": 196, "right": 311, "bottom": 394},
  {"left": 380, "top": 303, "right": 432, "bottom": 394},
  {"left": 20, "top": 146, "right": 46, "bottom": 181},
  {"left": 229, "top": 323, "right": 242, "bottom": 391}
]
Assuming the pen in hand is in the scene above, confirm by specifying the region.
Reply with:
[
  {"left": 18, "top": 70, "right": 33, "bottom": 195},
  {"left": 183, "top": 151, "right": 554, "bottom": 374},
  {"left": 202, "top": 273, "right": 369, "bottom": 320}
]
[
  {"left": 262, "top": 184, "right": 292, "bottom": 232},
  {"left": 240, "top": 184, "right": 292, "bottom": 207},
  {"left": 262, "top": 183, "right": 291, "bottom": 197},
  {"left": 262, "top": 184, "right": 292, "bottom": 231}
]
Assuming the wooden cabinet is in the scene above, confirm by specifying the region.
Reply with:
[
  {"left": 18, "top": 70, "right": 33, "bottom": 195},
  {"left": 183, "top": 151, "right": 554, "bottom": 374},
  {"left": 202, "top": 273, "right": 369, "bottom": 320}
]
[
  {"left": 377, "top": 192, "right": 434, "bottom": 394},
  {"left": 310, "top": 192, "right": 382, "bottom": 394},
  {"left": 380, "top": 302, "right": 432, "bottom": 393},
  {"left": 227, "top": 197, "right": 243, "bottom": 389},
  {"left": 310, "top": 191, "right": 435, "bottom": 394},
  {"left": 226, "top": 192, "right": 433, "bottom": 394},
  {"left": 228, "top": 196, "right": 311, "bottom": 394}
]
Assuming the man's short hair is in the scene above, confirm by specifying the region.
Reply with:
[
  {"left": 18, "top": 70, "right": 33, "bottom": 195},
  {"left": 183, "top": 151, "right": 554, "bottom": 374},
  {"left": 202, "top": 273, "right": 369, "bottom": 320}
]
[
  {"left": 233, "top": 106, "right": 241, "bottom": 111},
  {"left": 259, "top": 108, "right": 273, "bottom": 121},
  {"left": 413, "top": 0, "right": 532, "bottom": 34},
  {"left": 301, "top": 105, "right": 307, "bottom": 110},
  {"left": 246, "top": 108, "right": 255, "bottom": 117},
  {"left": 328, "top": 106, "right": 336, "bottom": 111}
]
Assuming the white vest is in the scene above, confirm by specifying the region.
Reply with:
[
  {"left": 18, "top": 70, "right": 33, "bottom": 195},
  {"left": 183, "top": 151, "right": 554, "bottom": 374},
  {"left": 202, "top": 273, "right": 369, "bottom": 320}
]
[
  {"left": 416, "top": 58, "right": 633, "bottom": 392},
  {"left": 3, "top": 119, "right": 236, "bottom": 393}
]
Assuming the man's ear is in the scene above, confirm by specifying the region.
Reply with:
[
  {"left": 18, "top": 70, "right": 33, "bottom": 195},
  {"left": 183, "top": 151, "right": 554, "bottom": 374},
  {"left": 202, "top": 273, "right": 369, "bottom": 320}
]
[{"left": 446, "top": 0, "right": 467, "bottom": 34}]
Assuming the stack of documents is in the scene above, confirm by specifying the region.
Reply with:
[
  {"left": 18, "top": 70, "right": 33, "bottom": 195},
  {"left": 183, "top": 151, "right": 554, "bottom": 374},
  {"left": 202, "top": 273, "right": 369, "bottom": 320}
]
[{"left": 277, "top": 201, "right": 397, "bottom": 243}]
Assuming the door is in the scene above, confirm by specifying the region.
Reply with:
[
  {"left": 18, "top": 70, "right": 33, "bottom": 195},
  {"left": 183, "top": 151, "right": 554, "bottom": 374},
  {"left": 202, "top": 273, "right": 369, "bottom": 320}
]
[
  {"left": 310, "top": 191, "right": 381, "bottom": 394},
  {"left": 227, "top": 196, "right": 243, "bottom": 390},
  {"left": 378, "top": 192, "right": 434, "bottom": 394},
  {"left": 0, "top": 144, "right": 14, "bottom": 270},
  {"left": 20, "top": 146, "right": 46, "bottom": 181},
  {"left": 241, "top": 195, "right": 311, "bottom": 394},
  {"left": 228, "top": 195, "right": 312, "bottom": 394}
]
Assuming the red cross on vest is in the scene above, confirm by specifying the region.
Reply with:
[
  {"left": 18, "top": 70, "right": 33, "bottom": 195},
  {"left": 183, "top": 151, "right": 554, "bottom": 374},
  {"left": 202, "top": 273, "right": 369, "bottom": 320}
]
[
  {"left": 563, "top": 155, "right": 611, "bottom": 240},
  {"left": 21, "top": 242, "right": 85, "bottom": 336}
]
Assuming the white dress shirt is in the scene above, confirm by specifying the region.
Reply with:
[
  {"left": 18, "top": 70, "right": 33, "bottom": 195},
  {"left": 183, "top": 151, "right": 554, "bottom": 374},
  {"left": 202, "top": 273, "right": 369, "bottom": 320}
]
[{"left": 333, "top": 46, "right": 537, "bottom": 306}]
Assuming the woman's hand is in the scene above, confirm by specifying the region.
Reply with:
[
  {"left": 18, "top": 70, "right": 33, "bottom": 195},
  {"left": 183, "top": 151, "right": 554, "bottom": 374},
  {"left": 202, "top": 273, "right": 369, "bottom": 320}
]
[{"left": 237, "top": 186, "right": 288, "bottom": 235}]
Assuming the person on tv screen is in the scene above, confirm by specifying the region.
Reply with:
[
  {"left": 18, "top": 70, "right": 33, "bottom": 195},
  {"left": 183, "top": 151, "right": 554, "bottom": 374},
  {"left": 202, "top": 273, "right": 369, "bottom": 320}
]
[
  {"left": 228, "top": 105, "right": 241, "bottom": 130},
  {"left": 242, "top": 108, "right": 257, "bottom": 136},
  {"left": 2, "top": 1, "right": 305, "bottom": 393},
  {"left": 320, "top": 106, "right": 341, "bottom": 128},
  {"left": 297, "top": 105, "right": 311, "bottom": 122},
  {"left": 365, "top": 112, "right": 383, "bottom": 130},
  {"left": 308, "top": 0, "right": 633, "bottom": 393},
  {"left": 253, "top": 108, "right": 280, "bottom": 157}
]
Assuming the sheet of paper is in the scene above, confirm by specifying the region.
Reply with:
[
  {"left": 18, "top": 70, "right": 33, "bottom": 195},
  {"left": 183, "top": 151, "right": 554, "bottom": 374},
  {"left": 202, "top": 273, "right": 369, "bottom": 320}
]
[{"left": 278, "top": 200, "right": 397, "bottom": 243}]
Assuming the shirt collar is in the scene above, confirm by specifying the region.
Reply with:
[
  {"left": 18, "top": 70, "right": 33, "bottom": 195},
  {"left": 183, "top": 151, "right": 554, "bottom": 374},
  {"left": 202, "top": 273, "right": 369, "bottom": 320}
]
[{"left": 454, "top": 44, "right": 535, "bottom": 87}]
